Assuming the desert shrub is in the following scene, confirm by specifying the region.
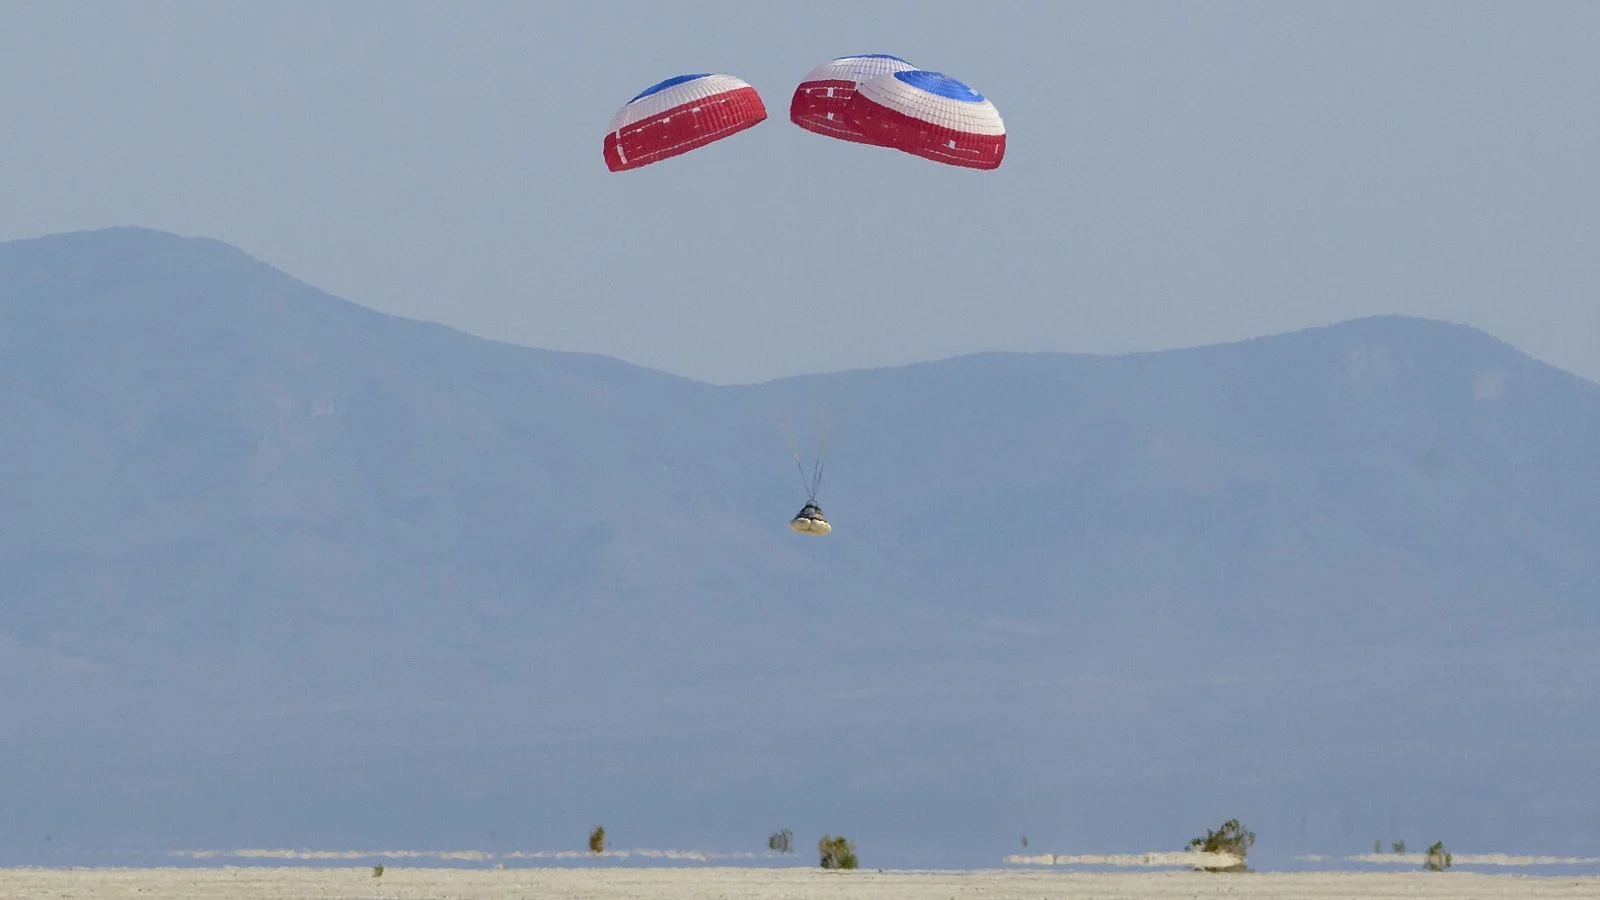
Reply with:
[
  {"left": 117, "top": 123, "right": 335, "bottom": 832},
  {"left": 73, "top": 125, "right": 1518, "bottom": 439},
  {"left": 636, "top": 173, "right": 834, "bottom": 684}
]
[
  {"left": 588, "top": 825, "right": 606, "bottom": 854},
  {"left": 1374, "top": 839, "right": 1383, "bottom": 853},
  {"left": 1392, "top": 840, "right": 1406, "bottom": 854},
  {"left": 1424, "top": 841, "right": 1452, "bottom": 872},
  {"left": 818, "top": 834, "right": 858, "bottom": 869},
  {"left": 769, "top": 828, "right": 793, "bottom": 854},
  {"left": 1187, "top": 818, "right": 1255, "bottom": 872},
  {"left": 1020, "top": 835, "right": 1029, "bottom": 848},
  {"left": 371, "top": 865, "right": 384, "bottom": 878}
]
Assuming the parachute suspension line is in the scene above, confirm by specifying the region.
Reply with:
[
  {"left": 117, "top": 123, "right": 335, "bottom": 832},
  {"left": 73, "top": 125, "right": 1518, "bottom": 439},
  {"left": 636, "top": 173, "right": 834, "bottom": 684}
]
[
  {"left": 794, "top": 454, "right": 815, "bottom": 498},
  {"left": 766, "top": 398, "right": 813, "bottom": 498},
  {"left": 807, "top": 457, "right": 825, "bottom": 503},
  {"left": 765, "top": 381, "right": 842, "bottom": 505},
  {"left": 789, "top": 439, "right": 824, "bottom": 503},
  {"left": 799, "top": 377, "right": 841, "bottom": 505}
]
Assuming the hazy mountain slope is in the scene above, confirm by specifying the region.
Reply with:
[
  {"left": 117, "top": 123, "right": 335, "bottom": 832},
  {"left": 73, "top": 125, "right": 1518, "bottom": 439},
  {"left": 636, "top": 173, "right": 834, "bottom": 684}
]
[{"left": 1, "top": 228, "right": 1595, "bottom": 866}]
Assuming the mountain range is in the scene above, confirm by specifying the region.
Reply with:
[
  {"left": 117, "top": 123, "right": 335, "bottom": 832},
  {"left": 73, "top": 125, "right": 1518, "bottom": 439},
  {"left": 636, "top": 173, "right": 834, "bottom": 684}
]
[{"left": 1, "top": 227, "right": 1596, "bottom": 868}]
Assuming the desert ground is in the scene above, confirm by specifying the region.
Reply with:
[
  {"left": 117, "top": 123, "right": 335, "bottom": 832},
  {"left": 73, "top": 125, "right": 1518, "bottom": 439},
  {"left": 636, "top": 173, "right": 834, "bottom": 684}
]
[{"left": 3, "top": 867, "right": 1599, "bottom": 900}]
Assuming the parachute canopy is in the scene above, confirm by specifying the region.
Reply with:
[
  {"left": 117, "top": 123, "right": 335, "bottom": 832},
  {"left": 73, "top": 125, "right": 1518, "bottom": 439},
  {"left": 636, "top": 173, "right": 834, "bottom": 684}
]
[
  {"left": 846, "top": 70, "right": 1006, "bottom": 170},
  {"left": 790, "top": 54, "right": 917, "bottom": 146},
  {"left": 604, "top": 73, "right": 767, "bottom": 172},
  {"left": 789, "top": 502, "right": 832, "bottom": 536}
]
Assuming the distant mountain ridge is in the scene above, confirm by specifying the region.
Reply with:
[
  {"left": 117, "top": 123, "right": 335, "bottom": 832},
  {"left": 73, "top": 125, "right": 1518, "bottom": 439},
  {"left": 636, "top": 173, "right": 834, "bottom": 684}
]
[{"left": 2, "top": 227, "right": 1596, "bottom": 868}]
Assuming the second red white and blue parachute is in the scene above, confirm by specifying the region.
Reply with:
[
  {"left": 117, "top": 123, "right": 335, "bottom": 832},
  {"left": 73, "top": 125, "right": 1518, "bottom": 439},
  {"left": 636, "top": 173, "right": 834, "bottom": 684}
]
[{"left": 602, "top": 54, "right": 1006, "bottom": 172}]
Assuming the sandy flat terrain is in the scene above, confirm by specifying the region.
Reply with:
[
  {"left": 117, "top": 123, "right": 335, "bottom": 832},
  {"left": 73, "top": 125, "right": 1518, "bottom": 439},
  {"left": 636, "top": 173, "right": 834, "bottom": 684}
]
[{"left": 3, "top": 867, "right": 1599, "bottom": 900}]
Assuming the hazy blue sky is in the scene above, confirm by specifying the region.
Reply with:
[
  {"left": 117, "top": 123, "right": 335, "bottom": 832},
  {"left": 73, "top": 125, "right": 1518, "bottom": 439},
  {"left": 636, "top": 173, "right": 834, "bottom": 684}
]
[{"left": 3, "top": 1, "right": 1596, "bottom": 384}]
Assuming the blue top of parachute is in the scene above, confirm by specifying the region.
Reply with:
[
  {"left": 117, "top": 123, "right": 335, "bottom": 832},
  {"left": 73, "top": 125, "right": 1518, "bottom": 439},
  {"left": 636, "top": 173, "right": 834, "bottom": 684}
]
[
  {"left": 893, "top": 70, "right": 987, "bottom": 103},
  {"left": 836, "top": 53, "right": 913, "bottom": 63},
  {"left": 629, "top": 73, "right": 712, "bottom": 103}
]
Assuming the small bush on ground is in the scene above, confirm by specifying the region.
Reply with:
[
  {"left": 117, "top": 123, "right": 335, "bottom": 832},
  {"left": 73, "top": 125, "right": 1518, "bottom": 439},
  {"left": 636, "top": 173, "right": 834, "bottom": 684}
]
[
  {"left": 1392, "top": 840, "right": 1406, "bottom": 854},
  {"left": 1424, "top": 841, "right": 1452, "bottom": 872},
  {"left": 769, "top": 829, "right": 793, "bottom": 854},
  {"left": 1187, "top": 818, "right": 1255, "bottom": 872},
  {"left": 818, "top": 834, "right": 858, "bottom": 869},
  {"left": 371, "top": 865, "right": 383, "bottom": 878},
  {"left": 588, "top": 826, "right": 606, "bottom": 854}
]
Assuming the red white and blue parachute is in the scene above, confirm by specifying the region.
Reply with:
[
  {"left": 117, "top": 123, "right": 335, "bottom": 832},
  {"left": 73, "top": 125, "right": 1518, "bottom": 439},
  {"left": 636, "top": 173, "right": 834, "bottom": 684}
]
[
  {"left": 789, "top": 54, "right": 918, "bottom": 146},
  {"left": 603, "top": 73, "right": 767, "bottom": 172},
  {"left": 846, "top": 70, "right": 1006, "bottom": 170}
]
